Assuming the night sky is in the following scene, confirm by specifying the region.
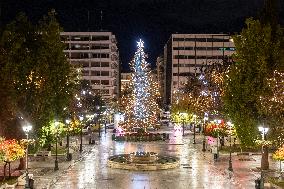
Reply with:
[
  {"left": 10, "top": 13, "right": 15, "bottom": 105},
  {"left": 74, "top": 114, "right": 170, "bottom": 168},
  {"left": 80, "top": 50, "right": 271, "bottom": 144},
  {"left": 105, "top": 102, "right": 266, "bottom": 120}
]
[{"left": 1, "top": 0, "right": 284, "bottom": 70}]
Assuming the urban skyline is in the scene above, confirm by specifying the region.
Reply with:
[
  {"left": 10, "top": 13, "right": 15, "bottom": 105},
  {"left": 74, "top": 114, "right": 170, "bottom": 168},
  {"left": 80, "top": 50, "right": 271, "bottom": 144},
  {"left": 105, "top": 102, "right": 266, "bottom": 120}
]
[{"left": 2, "top": 0, "right": 283, "bottom": 70}]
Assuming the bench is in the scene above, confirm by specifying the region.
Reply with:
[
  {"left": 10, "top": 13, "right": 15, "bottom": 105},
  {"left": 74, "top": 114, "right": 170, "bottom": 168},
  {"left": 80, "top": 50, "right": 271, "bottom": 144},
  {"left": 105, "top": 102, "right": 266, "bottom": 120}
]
[
  {"left": 35, "top": 150, "right": 51, "bottom": 157},
  {"left": 17, "top": 173, "right": 34, "bottom": 187},
  {"left": 70, "top": 142, "right": 79, "bottom": 152},
  {"left": 17, "top": 174, "right": 26, "bottom": 186},
  {"left": 0, "top": 182, "right": 17, "bottom": 189}
]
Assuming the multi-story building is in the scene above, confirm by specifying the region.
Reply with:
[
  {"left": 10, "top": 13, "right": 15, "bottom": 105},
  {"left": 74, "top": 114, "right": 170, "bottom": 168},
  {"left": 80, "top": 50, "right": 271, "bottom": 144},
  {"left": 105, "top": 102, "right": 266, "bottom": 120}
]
[
  {"left": 120, "top": 72, "right": 132, "bottom": 92},
  {"left": 156, "top": 55, "right": 165, "bottom": 103},
  {"left": 163, "top": 34, "right": 235, "bottom": 106},
  {"left": 120, "top": 71, "right": 157, "bottom": 91},
  {"left": 61, "top": 32, "right": 120, "bottom": 100}
]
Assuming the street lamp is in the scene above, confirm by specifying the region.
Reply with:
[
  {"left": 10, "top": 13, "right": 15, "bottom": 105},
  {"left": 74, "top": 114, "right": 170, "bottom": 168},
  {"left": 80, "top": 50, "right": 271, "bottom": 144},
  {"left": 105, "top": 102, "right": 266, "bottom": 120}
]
[
  {"left": 23, "top": 124, "right": 32, "bottom": 189},
  {"left": 193, "top": 114, "right": 197, "bottom": 144},
  {"left": 104, "top": 111, "right": 107, "bottom": 134},
  {"left": 202, "top": 114, "right": 208, "bottom": 152},
  {"left": 227, "top": 121, "right": 233, "bottom": 172},
  {"left": 258, "top": 126, "right": 269, "bottom": 189},
  {"left": 213, "top": 119, "right": 222, "bottom": 160},
  {"left": 65, "top": 119, "right": 72, "bottom": 161},
  {"left": 179, "top": 112, "right": 187, "bottom": 136},
  {"left": 258, "top": 126, "right": 269, "bottom": 141},
  {"left": 79, "top": 116, "right": 84, "bottom": 153},
  {"left": 97, "top": 106, "right": 101, "bottom": 138},
  {"left": 54, "top": 121, "right": 59, "bottom": 171}
]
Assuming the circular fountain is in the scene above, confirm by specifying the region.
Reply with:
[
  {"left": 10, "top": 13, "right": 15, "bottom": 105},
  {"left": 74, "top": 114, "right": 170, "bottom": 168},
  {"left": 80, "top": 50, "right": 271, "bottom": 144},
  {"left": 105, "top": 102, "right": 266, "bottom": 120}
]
[{"left": 108, "top": 151, "right": 179, "bottom": 171}]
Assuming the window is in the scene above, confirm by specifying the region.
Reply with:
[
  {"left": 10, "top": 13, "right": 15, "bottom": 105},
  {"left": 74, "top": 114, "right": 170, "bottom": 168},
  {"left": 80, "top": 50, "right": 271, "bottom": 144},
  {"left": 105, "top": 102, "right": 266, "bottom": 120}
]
[
  {"left": 91, "top": 71, "right": 100, "bottom": 76},
  {"left": 82, "top": 62, "right": 89, "bottom": 67},
  {"left": 71, "top": 36, "right": 89, "bottom": 41},
  {"left": 101, "top": 80, "right": 109, "bottom": 85},
  {"left": 71, "top": 44, "right": 89, "bottom": 50},
  {"left": 101, "top": 62, "right": 109, "bottom": 67},
  {"left": 70, "top": 53, "right": 81, "bottom": 59},
  {"left": 173, "top": 47, "right": 194, "bottom": 50},
  {"left": 93, "top": 89, "right": 100, "bottom": 94},
  {"left": 101, "top": 89, "right": 109, "bottom": 94},
  {"left": 80, "top": 53, "right": 89, "bottom": 59},
  {"left": 173, "top": 47, "right": 235, "bottom": 51},
  {"left": 71, "top": 61, "right": 81, "bottom": 66},
  {"left": 92, "top": 53, "right": 100, "bottom": 58},
  {"left": 101, "top": 54, "right": 109, "bottom": 58},
  {"left": 91, "top": 80, "right": 100, "bottom": 85},
  {"left": 173, "top": 72, "right": 192, "bottom": 76},
  {"left": 173, "top": 37, "right": 229, "bottom": 42},
  {"left": 82, "top": 70, "right": 89, "bottom": 76},
  {"left": 101, "top": 71, "right": 109, "bottom": 76},
  {"left": 92, "top": 53, "right": 109, "bottom": 58},
  {"left": 174, "top": 55, "right": 221, "bottom": 59},
  {"left": 91, "top": 44, "right": 109, "bottom": 49},
  {"left": 91, "top": 36, "right": 109, "bottom": 41},
  {"left": 91, "top": 62, "right": 100, "bottom": 67}
]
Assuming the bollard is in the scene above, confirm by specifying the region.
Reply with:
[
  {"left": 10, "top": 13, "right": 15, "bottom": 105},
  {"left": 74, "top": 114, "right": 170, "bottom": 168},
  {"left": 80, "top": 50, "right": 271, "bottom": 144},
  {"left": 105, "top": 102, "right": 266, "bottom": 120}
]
[
  {"left": 214, "top": 153, "right": 218, "bottom": 161},
  {"left": 255, "top": 178, "right": 261, "bottom": 189}
]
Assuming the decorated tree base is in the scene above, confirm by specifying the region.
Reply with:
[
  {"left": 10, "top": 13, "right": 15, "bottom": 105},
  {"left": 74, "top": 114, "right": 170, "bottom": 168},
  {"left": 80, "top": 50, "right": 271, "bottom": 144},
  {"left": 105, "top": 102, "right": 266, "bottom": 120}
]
[{"left": 112, "top": 132, "right": 169, "bottom": 142}]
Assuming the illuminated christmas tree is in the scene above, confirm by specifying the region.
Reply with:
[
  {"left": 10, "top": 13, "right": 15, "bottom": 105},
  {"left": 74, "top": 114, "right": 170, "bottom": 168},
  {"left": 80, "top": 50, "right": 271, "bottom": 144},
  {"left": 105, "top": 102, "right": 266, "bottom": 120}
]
[{"left": 120, "top": 39, "right": 160, "bottom": 132}]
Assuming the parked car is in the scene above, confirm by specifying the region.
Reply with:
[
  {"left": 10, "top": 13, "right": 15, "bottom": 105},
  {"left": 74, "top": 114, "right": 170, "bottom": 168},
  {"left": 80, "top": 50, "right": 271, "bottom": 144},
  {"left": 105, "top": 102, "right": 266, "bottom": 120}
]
[
  {"left": 106, "top": 123, "right": 114, "bottom": 129},
  {"left": 82, "top": 126, "right": 90, "bottom": 134},
  {"left": 91, "top": 123, "right": 101, "bottom": 131},
  {"left": 160, "top": 119, "right": 170, "bottom": 126}
]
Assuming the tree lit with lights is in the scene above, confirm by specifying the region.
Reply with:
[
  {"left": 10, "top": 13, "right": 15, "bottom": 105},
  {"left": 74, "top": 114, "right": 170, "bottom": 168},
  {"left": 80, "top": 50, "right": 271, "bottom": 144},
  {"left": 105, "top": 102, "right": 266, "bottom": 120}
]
[
  {"left": 223, "top": 18, "right": 282, "bottom": 146},
  {"left": 171, "top": 61, "right": 229, "bottom": 122},
  {"left": 120, "top": 39, "right": 160, "bottom": 132},
  {"left": 0, "top": 137, "right": 26, "bottom": 162}
]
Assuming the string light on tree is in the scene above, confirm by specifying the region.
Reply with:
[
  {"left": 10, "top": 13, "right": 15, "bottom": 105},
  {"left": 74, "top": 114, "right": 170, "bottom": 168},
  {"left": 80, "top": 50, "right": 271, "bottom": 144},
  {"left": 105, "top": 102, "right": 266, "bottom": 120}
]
[{"left": 120, "top": 39, "right": 160, "bottom": 132}]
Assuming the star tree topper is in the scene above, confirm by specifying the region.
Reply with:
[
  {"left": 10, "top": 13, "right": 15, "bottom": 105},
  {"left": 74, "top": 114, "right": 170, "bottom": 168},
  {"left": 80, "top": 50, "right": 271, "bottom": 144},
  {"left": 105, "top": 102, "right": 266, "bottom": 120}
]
[{"left": 137, "top": 39, "right": 144, "bottom": 48}]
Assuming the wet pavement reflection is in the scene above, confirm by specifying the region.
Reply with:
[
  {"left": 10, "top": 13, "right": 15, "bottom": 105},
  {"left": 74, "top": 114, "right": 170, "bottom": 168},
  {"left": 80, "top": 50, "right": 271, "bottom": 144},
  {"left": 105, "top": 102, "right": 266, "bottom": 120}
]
[{"left": 51, "top": 130, "right": 242, "bottom": 189}]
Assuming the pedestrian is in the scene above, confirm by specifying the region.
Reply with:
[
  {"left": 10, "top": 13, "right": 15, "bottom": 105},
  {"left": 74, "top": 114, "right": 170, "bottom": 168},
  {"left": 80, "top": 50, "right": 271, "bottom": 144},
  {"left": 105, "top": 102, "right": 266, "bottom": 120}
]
[{"left": 212, "top": 146, "right": 218, "bottom": 161}]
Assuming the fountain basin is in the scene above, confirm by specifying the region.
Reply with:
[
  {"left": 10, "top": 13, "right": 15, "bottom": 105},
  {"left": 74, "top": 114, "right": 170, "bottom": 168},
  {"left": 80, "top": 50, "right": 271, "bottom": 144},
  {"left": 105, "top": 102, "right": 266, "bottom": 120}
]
[{"left": 108, "top": 152, "right": 179, "bottom": 171}]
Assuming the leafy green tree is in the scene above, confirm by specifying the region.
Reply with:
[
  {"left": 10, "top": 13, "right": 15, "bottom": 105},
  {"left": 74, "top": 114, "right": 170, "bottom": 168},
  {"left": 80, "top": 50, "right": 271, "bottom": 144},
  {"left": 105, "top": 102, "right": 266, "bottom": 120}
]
[
  {"left": 223, "top": 18, "right": 281, "bottom": 147},
  {"left": 0, "top": 11, "right": 77, "bottom": 138}
]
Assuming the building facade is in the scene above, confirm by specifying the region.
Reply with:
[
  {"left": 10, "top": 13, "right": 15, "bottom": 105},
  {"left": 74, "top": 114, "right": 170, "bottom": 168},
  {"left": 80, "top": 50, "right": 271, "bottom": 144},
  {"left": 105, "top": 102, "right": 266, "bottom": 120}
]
[
  {"left": 61, "top": 32, "right": 120, "bottom": 100},
  {"left": 120, "top": 71, "right": 158, "bottom": 92},
  {"left": 163, "top": 34, "right": 235, "bottom": 106},
  {"left": 156, "top": 55, "right": 165, "bottom": 105},
  {"left": 120, "top": 72, "right": 132, "bottom": 92}
]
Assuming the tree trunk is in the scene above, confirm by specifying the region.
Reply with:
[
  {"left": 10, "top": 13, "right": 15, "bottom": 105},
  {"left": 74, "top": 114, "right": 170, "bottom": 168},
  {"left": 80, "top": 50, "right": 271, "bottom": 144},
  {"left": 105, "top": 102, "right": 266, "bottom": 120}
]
[
  {"left": 261, "top": 146, "right": 269, "bottom": 170},
  {"left": 18, "top": 157, "right": 25, "bottom": 170},
  {"left": 47, "top": 143, "right": 51, "bottom": 151}
]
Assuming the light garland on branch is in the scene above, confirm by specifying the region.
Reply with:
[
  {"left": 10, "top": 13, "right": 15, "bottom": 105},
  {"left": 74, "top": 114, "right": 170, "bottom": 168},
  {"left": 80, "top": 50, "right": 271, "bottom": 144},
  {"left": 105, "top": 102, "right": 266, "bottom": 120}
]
[{"left": 120, "top": 39, "right": 160, "bottom": 132}]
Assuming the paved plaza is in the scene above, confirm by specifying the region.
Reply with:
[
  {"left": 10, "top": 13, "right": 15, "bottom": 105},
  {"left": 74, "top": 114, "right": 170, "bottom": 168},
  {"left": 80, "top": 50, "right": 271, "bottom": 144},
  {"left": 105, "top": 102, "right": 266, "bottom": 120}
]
[{"left": 23, "top": 127, "right": 281, "bottom": 189}]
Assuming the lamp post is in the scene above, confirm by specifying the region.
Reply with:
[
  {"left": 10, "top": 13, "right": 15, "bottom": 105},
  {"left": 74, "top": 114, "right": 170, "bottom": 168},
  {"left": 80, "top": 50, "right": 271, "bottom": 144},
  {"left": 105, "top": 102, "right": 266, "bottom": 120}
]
[
  {"left": 258, "top": 126, "right": 268, "bottom": 141},
  {"left": 79, "top": 116, "right": 83, "bottom": 153},
  {"left": 258, "top": 126, "right": 269, "bottom": 189},
  {"left": 65, "top": 119, "right": 72, "bottom": 161},
  {"left": 214, "top": 119, "right": 222, "bottom": 160},
  {"left": 54, "top": 121, "right": 59, "bottom": 171},
  {"left": 97, "top": 106, "right": 101, "bottom": 138},
  {"left": 193, "top": 114, "right": 197, "bottom": 144},
  {"left": 23, "top": 124, "right": 32, "bottom": 189},
  {"left": 202, "top": 114, "right": 208, "bottom": 152},
  {"left": 227, "top": 121, "right": 233, "bottom": 172},
  {"left": 104, "top": 120, "right": 107, "bottom": 134},
  {"left": 104, "top": 111, "right": 107, "bottom": 134},
  {"left": 179, "top": 112, "right": 187, "bottom": 136}
]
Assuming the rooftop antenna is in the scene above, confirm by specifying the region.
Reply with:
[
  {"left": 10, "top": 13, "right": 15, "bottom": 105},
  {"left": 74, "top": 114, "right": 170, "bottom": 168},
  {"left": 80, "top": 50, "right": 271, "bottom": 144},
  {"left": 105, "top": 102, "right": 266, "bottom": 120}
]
[{"left": 100, "top": 10, "right": 103, "bottom": 31}]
